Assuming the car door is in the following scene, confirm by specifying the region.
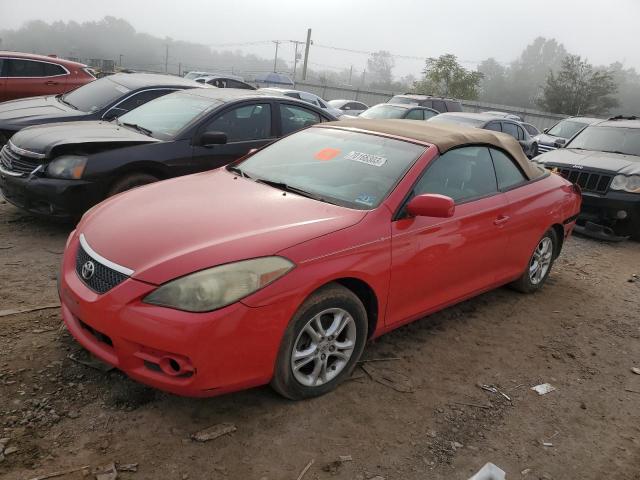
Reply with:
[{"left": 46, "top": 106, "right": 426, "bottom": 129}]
[
  {"left": 386, "top": 146, "right": 510, "bottom": 326},
  {"left": 4, "top": 59, "right": 66, "bottom": 100},
  {"left": 191, "top": 101, "right": 275, "bottom": 172},
  {"left": 0, "top": 58, "right": 6, "bottom": 101}
]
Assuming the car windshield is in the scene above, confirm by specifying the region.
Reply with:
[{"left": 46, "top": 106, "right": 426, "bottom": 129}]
[
  {"left": 547, "top": 120, "right": 589, "bottom": 139},
  {"left": 360, "top": 105, "right": 407, "bottom": 119},
  {"left": 117, "top": 92, "right": 219, "bottom": 140},
  {"left": 427, "top": 115, "right": 485, "bottom": 127},
  {"left": 61, "top": 77, "right": 130, "bottom": 112},
  {"left": 389, "top": 96, "right": 418, "bottom": 105},
  {"left": 236, "top": 127, "right": 426, "bottom": 209},
  {"left": 567, "top": 126, "right": 640, "bottom": 156}
]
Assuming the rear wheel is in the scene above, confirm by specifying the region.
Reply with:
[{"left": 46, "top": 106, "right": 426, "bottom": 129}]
[
  {"left": 510, "top": 229, "right": 557, "bottom": 293},
  {"left": 108, "top": 173, "right": 159, "bottom": 196},
  {"left": 271, "top": 283, "right": 368, "bottom": 400}
]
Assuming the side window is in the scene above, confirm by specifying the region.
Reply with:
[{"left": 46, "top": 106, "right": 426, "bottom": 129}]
[
  {"left": 414, "top": 146, "right": 498, "bottom": 203},
  {"left": 420, "top": 99, "right": 433, "bottom": 109},
  {"left": 348, "top": 102, "right": 364, "bottom": 110},
  {"left": 116, "top": 89, "right": 175, "bottom": 113},
  {"left": 6, "top": 59, "right": 46, "bottom": 77},
  {"left": 446, "top": 101, "right": 463, "bottom": 112},
  {"left": 285, "top": 92, "right": 301, "bottom": 99},
  {"left": 0, "top": 59, "right": 4, "bottom": 76},
  {"left": 501, "top": 122, "right": 519, "bottom": 139},
  {"left": 485, "top": 122, "right": 501, "bottom": 132},
  {"left": 431, "top": 100, "right": 446, "bottom": 112},
  {"left": 44, "top": 63, "right": 66, "bottom": 76},
  {"left": 279, "top": 104, "right": 321, "bottom": 135},
  {"left": 516, "top": 125, "right": 526, "bottom": 140},
  {"left": 206, "top": 103, "right": 272, "bottom": 142},
  {"left": 227, "top": 79, "right": 251, "bottom": 89},
  {"left": 423, "top": 109, "right": 438, "bottom": 120},
  {"left": 405, "top": 109, "right": 424, "bottom": 120},
  {"left": 490, "top": 148, "right": 527, "bottom": 190}
]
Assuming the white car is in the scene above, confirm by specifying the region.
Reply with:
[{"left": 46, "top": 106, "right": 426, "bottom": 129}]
[
  {"left": 328, "top": 99, "right": 369, "bottom": 116},
  {"left": 259, "top": 88, "right": 344, "bottom": 118},
  {"left": 484, "top": 111, "right": 523, "bottom": 122}
]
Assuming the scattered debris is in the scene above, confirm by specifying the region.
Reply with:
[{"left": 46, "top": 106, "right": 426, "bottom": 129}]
[
  {"left": 117, "top": 463, "right": 138, "bottom": 472},
  {"left": 296, "top": 459, "right": 314, "bottom": 480},
  {"left": 361, "top": 363, "right": 414, "bottom": 393},
  {"left": 68, "top": 352, "right": 115, "bottom": 373},
  {"left": 0, "top": 245, "right": 14, "bottom": 250},
  {"left": 27, "top": 466, "right": 91, "bottom": 480},
  {"left": 625, "top": 388, "right": 640, "bottom": 394},
  {"left": 468, "top": 462, "right": 506, "bottom": 480},
  {"left": 521, "top": 468, "right": 532, "bottom": 475},
  {"left": 531, "top": 383, "right": 556, "bottom": 395},
  {"left": 322, "top": 454, "right": 353, "bottom": 474},
  {"left": 3, "top": 446, "right": 18, "bottom": 455},
  {"left": 191, "top": 423, "right": 237, "bottom": 442},
  {"left": 95, "top": 462, "right": 118, "bottom": 480},
  {"left": 451, "top": 441, "right": 464, "bottom": 450},
  {"left": 0, "top": 303, "right": 60, "bottom": 318},
  {"left": 338, "top": 455, "right": 352, "bottom": 462},
  {"left": 627, "top": 274, "right": 638, "bottom": 283},
  {"left": 479, "top": 384, "right": 511, "bottom": 402},
  {"left": 542, "top": 442, "right": 554, "bottom": 447},
  {"left": 631, "top": 367, "right": 640, "bottom": 375}
]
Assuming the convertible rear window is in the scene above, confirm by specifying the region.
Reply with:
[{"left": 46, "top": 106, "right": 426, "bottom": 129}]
[{"left": 237, "top": 127, "right": 426, "bottom": 209}]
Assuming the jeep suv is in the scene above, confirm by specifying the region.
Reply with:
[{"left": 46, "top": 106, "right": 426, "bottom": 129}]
[
  {"left": 388, "top": 94, "right": 462, "bottom": 113},
  {"left": 534, "top": 116, "right": 640, "bottom": 241}
]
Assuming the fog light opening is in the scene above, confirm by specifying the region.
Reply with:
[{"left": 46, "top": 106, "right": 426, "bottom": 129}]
[
  {"left": 159, "top": 356, "right": 187, "bottom": 376},
  {"left": 615, "top": 210, "right": 628, "bottom": 220}
]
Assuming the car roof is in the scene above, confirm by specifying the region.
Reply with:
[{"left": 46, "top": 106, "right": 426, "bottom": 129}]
[
  {"left": 108, "top": 73, "right": 204, "bottom": 89},
  {"left": 392, "top": 94, "right": 460, "bottom": 102},
  {"left": 436, "top": 112, "right": 506, "bottom": 123},
  {"left": 595, "top": 117, "right": 640, "bottom": 129},
  {"left": 561, "top": 116, "right": 601, "bottom": 124},
  {"left": 0, "top": 51, "right": 87, "bottom": 68},
  {"left": 326, "top": 118, "right": 544, "bottom": 180}
]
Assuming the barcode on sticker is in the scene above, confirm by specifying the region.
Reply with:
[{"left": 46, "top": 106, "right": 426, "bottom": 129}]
[{"left": 345, "top": 151, "right": 387, "bottom": 167}]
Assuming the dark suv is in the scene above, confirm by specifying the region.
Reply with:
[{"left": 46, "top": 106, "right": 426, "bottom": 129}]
[
  {"left": 388, "top": 94, "right": 462, "bottom": 113},
  {"left": 534, "top": 116, "right": 640, "bottom": 241}
]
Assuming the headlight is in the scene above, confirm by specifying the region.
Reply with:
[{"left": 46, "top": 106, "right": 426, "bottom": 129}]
[
  {"left": 610, "top": 174, "right": 640, "bottom": 193},
  {"left": 47, "top": 155, "right": 87, "bottom": 179},
  {"left": 144, "top": 256, "right": 295, "bottom": 312}
]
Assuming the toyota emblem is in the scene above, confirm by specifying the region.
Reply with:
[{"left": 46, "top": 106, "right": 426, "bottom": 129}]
[{"left": 81, "top": 260, "right": 96, "bottom": 280}]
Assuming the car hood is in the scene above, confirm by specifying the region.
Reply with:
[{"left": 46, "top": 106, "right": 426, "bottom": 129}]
[
  {"left": 10, "top": 121, "right": 159, "bottom": 158},
  {"left": 79, "top": 169, "right": 367, "bottom": 284},
  {"left": 0, "top": 95, "right": 85, "bottom": 127},
  {"left": 536, "top": 148, "right": 640, "bottom": 175}
]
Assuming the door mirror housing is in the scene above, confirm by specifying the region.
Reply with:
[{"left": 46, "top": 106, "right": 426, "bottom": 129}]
[
  {"left": 554, "top": 138, "right": 566, "bottom": 148},
  {"left": 198, "top": 131, "right": 227, "bottom": 147},
  {"left": 406, "top": 194, "right": 455, "bottom": 218},
  {"left": 543, "top": 127, "right": 549, "bottom": 133}
]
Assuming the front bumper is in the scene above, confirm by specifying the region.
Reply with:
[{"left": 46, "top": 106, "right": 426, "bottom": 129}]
[
  {"left": 575, "top": 190, "right": 640, "bottom": 240},
  {"left": 59, "top": 235, "right": 296, "bottom": 397},
  {"left": 0, "top": 169, "right": 104, "bottom": 219}
]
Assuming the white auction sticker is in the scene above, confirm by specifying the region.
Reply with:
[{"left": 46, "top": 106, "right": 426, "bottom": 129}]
[{"left": 345, "top": 151, "right": 387, "bottom": 167}]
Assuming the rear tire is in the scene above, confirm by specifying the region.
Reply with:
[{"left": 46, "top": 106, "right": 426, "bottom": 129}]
[
  {"left": 510, "top": 229, "right": 558, "bottom": 293},
  {"left": 108, "top": 173, "right": 159, "bottom": 196},
  {"left": 271, "top": 283, "right": 368, "bottom": 400}
]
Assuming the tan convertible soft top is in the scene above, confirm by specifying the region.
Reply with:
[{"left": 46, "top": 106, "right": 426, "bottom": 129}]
[{"left": 328, "top": 118, "right": 544, "bottom": 180}]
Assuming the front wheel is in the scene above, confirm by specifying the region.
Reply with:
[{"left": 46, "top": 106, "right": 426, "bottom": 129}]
[
  {"left": 271, "top": 283, "right": 368, "bottom": 400},
  {"left": 108, "top": 172, "right": 159, "bottom": 197},
  {"left": 510, "top": 229, "right": 558, "bottom": 293}
]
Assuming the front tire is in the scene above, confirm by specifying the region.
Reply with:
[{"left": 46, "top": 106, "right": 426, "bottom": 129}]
[
  {"left": 510, "top": 229, "right": 558, "bottom": 293},
  {"left": 271, "top": 283, "right": 368, "bottom": 400}
]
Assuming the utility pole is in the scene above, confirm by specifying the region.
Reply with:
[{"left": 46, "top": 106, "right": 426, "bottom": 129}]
[
  {"left": 302, "top": 28, "right": 312, "bottom": 80},
  {"left": 164, "top": 44, "right": 169, "bottom": 73},
  {"left": 348, "top": 65, "right": 353, "bottom": 85},
  {"left": 290, "top": 40, "right": 304, "bottom": 81},
  {"left": 272, "top": 40, "right": 281, "bottom": 72},
  {"left": 119, "top": 54, "right": 123, "bottom": 67},
  {"left": 361, "top": 69, "right": 366, "bottom": 87}
]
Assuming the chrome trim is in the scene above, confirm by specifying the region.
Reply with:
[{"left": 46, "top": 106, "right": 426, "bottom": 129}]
[
  {"left": 79, "top": 233, "right": 134, "bottom": 276},
  {"left": 8, "top": 141, "right": 46, "bottom": 159},
  {"left": 0, "top": 162, "right": 24, "bottom": 177}
]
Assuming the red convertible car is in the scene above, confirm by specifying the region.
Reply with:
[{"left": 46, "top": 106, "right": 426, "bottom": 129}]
[{"left": 58, "top": 119, "right": 581, "bottom": 399}]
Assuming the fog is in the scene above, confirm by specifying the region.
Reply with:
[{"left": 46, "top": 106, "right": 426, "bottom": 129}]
[{"left": 1, "top": 0, "right": 638, "bottom": 76}]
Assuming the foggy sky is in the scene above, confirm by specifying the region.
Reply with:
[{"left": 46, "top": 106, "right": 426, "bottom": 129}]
[{"left": 1, "top": 0, "right": 638, "bottom": 77}]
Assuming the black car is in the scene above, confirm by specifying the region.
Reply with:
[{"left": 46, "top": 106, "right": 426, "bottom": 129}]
[
  {"left": 0, "top": 73, "right": 204, "bottom": 146},
  {"left": 534, "top": 116, "right": 640, "bottom": 241},
  {"left": 354, "top": 103, "right": 439, "bottom": 121},
  {"left": 535, "top": 116, "right": 601, "bottom": 154},
  {"left": 0, "top": 88, "right": 336, "bottom": 219},
  {"left": 428, "top": 112, "right": 538, "bottom": 158},
  {"left": 388, "top": 94, "right": 462, "bottom": 113},
  {"left": 194, "top": 75, "right": 256, "bottom": 90}
]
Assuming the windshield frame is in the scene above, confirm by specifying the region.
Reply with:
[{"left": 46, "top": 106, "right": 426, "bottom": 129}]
[
  {"left": 565, "top": 125, "right": 640, "bottom": 156},
  {"left": 231, "top": 125, "right": 428, "bottom": 210}
]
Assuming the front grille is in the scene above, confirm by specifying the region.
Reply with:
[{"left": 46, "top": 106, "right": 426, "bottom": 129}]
[
  {"left": 0, "top": 145, "right": 41, "bottom": 175},
  {"left": 537, "top": 144, "right": 556, "bottom": 154},
  {"left": 551, "top": 166, "right": 612, "bottom": 194},
  {"left": 75, "top": 243, "right": 129, "bottom": 294}
]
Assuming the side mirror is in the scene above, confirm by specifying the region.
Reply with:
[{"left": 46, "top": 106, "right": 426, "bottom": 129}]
[
  {"left": 543, "top": 128, "right": 549, "bottom": 133},
  {"left": 198, "top": 131, "right": 227, "bottom": 147},
  {"left": 554, "top": 138, "right": 566, "bottom": 148},
  {"left": 406, "top": 194, "right": 455, "bottom": 218}
]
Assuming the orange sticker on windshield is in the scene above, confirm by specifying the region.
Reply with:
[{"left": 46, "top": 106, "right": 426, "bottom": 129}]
[{"left": 315, "top": 148, "right": 341, "bottom": 161}]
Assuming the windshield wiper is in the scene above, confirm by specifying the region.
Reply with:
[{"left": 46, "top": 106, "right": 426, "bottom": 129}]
[
  {"left": 57, "top": 95, "right": 77, "bottom": 110},
  {"left": 227, "top": 165, "right": 251, "bottom": 179},
  {"left": 122, "top": 122, "right": 153, "bottom": 137},
  {"left": 254, "top": 178, "right": 330, "bottom": 203},
  {"left": 601, "top": 150, "right": 628, "bottom": 155}
]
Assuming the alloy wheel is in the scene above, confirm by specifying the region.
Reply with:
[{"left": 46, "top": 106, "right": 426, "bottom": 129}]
[{"left": 529, "top": 237, "right": 553, "bottom": 285}]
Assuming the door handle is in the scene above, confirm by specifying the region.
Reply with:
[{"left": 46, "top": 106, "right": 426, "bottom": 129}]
[
  {"left": 494, "top": 215, "right": 510, "bottom": 226},
  {"left": 45, "top": 80, "right": 59, "bottom": 86}
]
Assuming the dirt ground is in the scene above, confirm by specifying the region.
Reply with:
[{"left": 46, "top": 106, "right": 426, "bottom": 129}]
[{"left": 1, "top": 198, "right": 639, "bottom": 480}]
